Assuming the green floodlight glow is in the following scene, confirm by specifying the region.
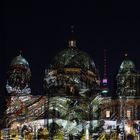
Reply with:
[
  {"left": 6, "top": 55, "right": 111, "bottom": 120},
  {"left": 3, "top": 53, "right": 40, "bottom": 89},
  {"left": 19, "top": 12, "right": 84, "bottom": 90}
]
[{"left": 102, "top": 90, "right": 108, "bottom": 93}]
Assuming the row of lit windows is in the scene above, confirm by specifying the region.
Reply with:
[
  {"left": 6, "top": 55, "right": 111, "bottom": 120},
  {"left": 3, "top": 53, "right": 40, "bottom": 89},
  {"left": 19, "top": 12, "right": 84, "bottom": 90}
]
[{"left": 105, "top": 110, "right": 131, "bottom": 119}]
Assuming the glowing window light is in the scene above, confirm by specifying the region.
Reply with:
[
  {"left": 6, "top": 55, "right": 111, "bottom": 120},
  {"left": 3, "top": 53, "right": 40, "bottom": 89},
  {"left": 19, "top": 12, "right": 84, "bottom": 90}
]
[
  {"left": 127, "top": 110, "right": 131, "bottom": 118},
  {"left": 106, "top": 110, "right": 110, "bottom": 118},
  {"left": 70, "top": 41, "right": 74, "bottom": 46}
]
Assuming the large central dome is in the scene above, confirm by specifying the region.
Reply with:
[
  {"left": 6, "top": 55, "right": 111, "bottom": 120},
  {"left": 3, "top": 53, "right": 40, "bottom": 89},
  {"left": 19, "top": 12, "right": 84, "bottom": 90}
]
[
  {"left": 50, "top": 47, "right": 96, "bottom": 72},
  {"left": 49, "top": 29, "right": 97, "bottom": 73},
  {"left": 44, "top": 31, "right": 100, "bottom": 97}
]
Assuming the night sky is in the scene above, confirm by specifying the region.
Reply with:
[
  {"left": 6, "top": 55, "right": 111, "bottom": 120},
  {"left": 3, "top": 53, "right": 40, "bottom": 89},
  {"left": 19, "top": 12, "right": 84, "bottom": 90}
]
[{"left": 1, "top": 1, "right": 140, "bottom": 95}]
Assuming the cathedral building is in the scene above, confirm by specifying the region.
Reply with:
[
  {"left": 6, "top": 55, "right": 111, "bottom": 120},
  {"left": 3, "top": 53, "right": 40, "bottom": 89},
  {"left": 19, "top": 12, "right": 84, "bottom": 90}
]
[{"left": 2, "top": 33, "right": 140, "bottom": 139}]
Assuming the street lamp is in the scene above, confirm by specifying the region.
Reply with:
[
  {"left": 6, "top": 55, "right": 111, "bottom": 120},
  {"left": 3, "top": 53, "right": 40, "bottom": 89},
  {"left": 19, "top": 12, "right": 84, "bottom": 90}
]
[
  {"left": 119, "top": 96, "right": 127, "bottom": 140},
  {"left": 17, "top": 123, "right": 23, "bottom": 140},
  {"left": 119, "top": 121, "right": 125, "bottom": 140},
  {"left": 137, "top": 121, "right": 140, "bottom": 140}
]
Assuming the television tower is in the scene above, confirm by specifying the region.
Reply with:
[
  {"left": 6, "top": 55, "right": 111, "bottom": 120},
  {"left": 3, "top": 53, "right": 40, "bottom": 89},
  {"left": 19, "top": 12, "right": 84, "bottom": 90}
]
[{"left": 101, "top": 49, "right": 109, "bottom": 95}]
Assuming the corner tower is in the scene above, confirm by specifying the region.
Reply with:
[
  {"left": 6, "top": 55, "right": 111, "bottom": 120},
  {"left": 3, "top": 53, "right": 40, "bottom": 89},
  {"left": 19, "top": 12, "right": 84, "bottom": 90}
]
[
  {"left": 116, "top": 54, "right": 139, "bottom": 97},
  {"left": 6, "top": 52, "right": 31, "bottom": 95},
  {"left": 5, "top": 52, "right": 31, "bottom": 127}
]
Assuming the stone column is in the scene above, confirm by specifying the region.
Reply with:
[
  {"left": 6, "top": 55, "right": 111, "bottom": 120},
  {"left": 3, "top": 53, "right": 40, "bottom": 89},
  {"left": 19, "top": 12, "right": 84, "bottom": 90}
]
[{"left": 134, "top": 105, "right": 138, "bottom": 120}]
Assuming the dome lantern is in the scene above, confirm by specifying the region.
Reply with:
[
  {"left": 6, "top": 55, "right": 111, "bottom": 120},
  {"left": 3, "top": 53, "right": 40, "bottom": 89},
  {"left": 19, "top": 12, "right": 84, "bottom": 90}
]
[
  {"left": 119, "top": 54, "right": 135, "bottom": 72},
  {"left": 68, "top": 25, "right": 76, "bottom": 48}
]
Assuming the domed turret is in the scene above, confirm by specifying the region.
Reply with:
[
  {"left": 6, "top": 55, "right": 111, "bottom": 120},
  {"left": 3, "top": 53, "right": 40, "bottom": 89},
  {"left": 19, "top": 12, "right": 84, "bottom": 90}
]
[
  {"left": 116, "top": 54, "right": 139, "bottom": 97},
  {"left": 6, "top": 52, "right": 31, "bottom": 95},
  {"left": 11, "top": 54, "right": 29, "bottom": 67},
  {"left": 119, "top": 54, "right": 135, "bottom": 73}
]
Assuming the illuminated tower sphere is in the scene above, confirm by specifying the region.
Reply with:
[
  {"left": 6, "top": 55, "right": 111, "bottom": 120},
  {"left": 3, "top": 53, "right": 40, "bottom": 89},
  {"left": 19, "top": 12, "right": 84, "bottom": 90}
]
[
  {"left": 116, "top": 54, "right": 139, "bottom": 96},
  {"left": 6, "top": 53, "right": 31, "bottom": 95}
]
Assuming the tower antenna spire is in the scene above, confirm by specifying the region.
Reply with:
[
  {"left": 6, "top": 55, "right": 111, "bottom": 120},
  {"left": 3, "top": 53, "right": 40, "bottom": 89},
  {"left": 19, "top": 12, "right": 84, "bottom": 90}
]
[
  {"left": 101, "top": 49, "right": 109, "bottom": 95},
  {"left": 104, "top": 49, "right": 107, "bottom": 78}
]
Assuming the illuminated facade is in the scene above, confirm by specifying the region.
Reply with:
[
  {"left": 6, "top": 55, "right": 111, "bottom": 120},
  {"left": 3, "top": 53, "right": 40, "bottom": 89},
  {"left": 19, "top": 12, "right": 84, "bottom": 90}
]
[
  {"left": 4, "top": 34, "right": 102, "bottom": 139},
  {"left": 5, "top": 54, "right": 49, "bottom": 130},
  {"left": 3, "top": 38, "right": 140, "bottom": 139},
  {"left": 43, "top": 34, "right": 101, "bottom": 137},
  {"left": 100, "top": 54, "right": 140, "bottom": 139},
  {"left": 116, "top": 54, "right": 140, "bottom": 121}
]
